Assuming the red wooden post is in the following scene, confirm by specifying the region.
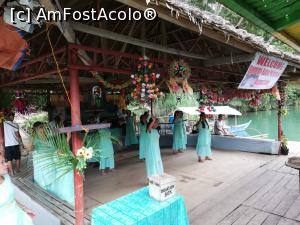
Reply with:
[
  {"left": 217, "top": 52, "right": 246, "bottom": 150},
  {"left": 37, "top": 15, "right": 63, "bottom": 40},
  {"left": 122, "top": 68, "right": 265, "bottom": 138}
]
[
  {"left": 70, "top": 65, "right": 84, "bottom": 225},
  {"left": 0, "top": 124, "right": 5, "bottom": 155},
  {"left": 278, "top": 100, "right": 282, "bottom": 141}
]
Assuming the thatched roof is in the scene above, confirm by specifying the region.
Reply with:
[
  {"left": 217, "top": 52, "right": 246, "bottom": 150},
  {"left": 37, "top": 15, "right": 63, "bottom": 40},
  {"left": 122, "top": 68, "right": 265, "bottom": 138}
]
[{"left": 150, "top": 0, "right": 300, "bottom": 64}]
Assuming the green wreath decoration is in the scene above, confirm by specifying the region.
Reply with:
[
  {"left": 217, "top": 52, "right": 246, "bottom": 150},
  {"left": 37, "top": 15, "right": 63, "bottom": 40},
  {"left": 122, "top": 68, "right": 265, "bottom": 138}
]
[
  {"left": 95, "top": 74, "right": 131, "bottom": 89},
  {"left": 168, "top": 59, "right": 191, "bottom": 80}
]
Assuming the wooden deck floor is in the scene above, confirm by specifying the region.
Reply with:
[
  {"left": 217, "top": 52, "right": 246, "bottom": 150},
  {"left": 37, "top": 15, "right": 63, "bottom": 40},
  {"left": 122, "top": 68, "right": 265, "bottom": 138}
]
[
  {"left": 189, "top": 143, "right": 300, "bottom": 225},
  {"left": 14, "top": 141, "right": 300, "bottom": 225}
]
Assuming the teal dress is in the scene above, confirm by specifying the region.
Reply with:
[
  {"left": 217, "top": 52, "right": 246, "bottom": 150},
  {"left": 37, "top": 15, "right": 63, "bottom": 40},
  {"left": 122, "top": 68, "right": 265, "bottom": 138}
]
[
  {"left": 196, "top": 122, "right": 212, "bottom": 158},
  {"left": 138, "top": 123, "right": 147, "bottom": 159},
  {"left": 173, "top": 118, "right": 187, "bottom": 151},
  {"left": 145, "top": 129, "right": 164, "bottom": 178},
  {"left": 32, "top": 137, "right": 56, "bottom": 190},
  {"left": 33, "top": 136, "right": 74, "bottom": 206},
  {"left": 86, "top": 132, "right": 100, "bottom": 163},
  {"left": 182, "top": 120, "right": 187, "bottom": 147},
  {"left": 125, "top": 116, "right": 138, "bottom": 146},
  {"left": 0, "top": 175, "right": 34, "bottom": 225},
  {"left": 98, "top": 129, "right": 115, "bottom": 170}
]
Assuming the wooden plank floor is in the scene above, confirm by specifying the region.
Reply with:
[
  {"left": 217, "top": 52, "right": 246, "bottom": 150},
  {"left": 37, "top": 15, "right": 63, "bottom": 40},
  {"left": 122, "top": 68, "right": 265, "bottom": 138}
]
[{"left": 190, "top": 145, "right": 300, "bottom": 225}]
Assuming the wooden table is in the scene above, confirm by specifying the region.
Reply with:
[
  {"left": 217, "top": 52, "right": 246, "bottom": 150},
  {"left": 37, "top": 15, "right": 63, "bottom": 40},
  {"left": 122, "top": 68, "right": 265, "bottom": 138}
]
[{"left": 286, "top": 157, "right": 300, "bottom": 193}]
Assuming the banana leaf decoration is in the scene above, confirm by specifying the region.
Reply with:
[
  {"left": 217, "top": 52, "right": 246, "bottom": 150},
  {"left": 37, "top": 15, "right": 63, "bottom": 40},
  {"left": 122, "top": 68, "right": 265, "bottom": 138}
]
[{"left": 32, "top": 125, "right": 121, "bottom": 182}]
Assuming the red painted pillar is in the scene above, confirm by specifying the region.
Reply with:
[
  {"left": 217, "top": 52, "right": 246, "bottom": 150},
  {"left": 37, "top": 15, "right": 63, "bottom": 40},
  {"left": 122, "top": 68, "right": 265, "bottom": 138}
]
[
  {"left": 278, "top": 100, "right": 282, "bottom": 141},
  {"left": 0, "top": 124, "right": 5, "bottom": 155},
  {"left": 70, "top": 67, "right": 84, "bottom": 225}
]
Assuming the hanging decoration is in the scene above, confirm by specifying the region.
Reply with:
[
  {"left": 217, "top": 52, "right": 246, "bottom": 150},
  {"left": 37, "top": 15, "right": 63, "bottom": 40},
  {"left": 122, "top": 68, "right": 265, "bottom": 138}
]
[
  {"left": 168, "top": 60, "right": 193, "bottom": 95},
  {"left": 92, "top": 85, "right": 102, "bottom": 108},
  {"left": 166, "top": 77, "right": 182, "bottom": 93},
  {"left": 130, "top": 56, "right": 164, "bottom": 103},
  {"left": 198, "top": 85, "right": 217, "bottom": 113},
  {"left": 95, "top": 73, "right": 130, "bottom": 89},
  {"left": 14, "top": 90, "right": 27, "bottom": 114}
]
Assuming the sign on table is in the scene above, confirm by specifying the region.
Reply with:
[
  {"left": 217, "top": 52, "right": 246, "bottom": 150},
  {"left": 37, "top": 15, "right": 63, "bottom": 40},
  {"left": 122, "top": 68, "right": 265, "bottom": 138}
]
[{"left": 238, "top": 52, "right": 288, "bottom": 90}]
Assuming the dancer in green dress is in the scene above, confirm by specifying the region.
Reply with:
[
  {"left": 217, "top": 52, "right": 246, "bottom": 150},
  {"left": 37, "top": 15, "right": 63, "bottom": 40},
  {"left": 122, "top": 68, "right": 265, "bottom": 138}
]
[
  {"left": 138, "top": 115, "right": 147, "bottom": 160},
  {"left": 0, "top": 154, "right": 34, "bottom": 225},
  {"left": 172, "top": 111, "right": 186, "bottom": 153},
  {"left": 179, "top": 111, "right": 187, "bottom": 147},
  {"left": 97, "top": 127, "right": 115, "bottom": 175},
  {"left": 145, "top": 117, "right": 164, "bottom": 178},
  {"left": 195, "top": 112, "right": 212, "bottom": 162},
  {"left": 125, "top": 110, "right": 138, "bottom": 146}
]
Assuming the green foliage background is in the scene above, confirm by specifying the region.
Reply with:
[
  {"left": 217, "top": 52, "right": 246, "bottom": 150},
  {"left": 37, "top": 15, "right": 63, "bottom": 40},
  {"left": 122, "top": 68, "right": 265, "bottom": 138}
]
[{"left": 188, "top": 0, "right": 295, "bottom": 53}]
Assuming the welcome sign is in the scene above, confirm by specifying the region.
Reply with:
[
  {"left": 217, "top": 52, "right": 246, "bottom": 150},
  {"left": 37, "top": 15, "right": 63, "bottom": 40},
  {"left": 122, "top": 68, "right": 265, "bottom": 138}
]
[{"left": 238, "top": 52, "right": 288, "bottom": 90}]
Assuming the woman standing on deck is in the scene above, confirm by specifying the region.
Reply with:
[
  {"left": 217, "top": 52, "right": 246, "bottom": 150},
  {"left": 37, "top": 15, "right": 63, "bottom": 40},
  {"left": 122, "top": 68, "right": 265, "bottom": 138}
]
[
  {"left": 138, "top": 114, "right": 147, "bottom": 160},
  {"left": 145, "top": 117, "right": 164, "bottom": 178},
  {"left": 97, "top": 124, "right": 115, "bottom": 175},
  {"left": 0, "top": 153, "right": 35, "bottom": 225},
  {"left": 172, "top": 111, "right": 186, "bottom": 154},
  {"left": 179, "top": 111, "right": 187, "bottom": 148},
  {"left": 125, "top": 110, "right": 138, "bottom": 147},
  {"left": 195, "top": 112, "right": 212, "bottom": 162}
]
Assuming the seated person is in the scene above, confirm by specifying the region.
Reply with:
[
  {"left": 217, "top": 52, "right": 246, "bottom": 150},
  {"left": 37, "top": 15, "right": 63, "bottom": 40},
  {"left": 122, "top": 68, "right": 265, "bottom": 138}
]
[
  {"left": 214, "top": 114, "right": 231, "bottom": 135},
  {"left": 0, "top": 153, "right": 35, "bottom": 225}
]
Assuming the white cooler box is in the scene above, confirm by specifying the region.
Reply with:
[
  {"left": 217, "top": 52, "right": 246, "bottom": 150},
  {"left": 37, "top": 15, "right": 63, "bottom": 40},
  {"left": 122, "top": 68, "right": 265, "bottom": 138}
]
[{"left": 149, "top": 173, "right": 176, "bottom": 201}]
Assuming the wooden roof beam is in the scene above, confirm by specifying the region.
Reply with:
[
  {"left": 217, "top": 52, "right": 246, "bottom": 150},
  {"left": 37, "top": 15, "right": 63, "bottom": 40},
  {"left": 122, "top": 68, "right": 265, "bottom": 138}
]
[
  {"left": 39, "top": 0, "right": 97, "bottom": 68},
  {"left": 203, "top": 54, "right": 254, "bottom": 67},
  {"left": 115, "top": 0, "right": 255, "bottom": 53},
  {"left": 70, "top": 22, "right": 209, "bottom": 60}
]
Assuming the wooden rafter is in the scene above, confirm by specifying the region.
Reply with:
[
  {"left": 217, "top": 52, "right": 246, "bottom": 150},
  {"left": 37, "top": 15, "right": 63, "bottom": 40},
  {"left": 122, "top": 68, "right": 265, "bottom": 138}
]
[
  {"left": 203, "top": 54, "right": 255, "bottom": 67},
  {"left": 70, "top": 22, "right": 210, "bottom": 60}
]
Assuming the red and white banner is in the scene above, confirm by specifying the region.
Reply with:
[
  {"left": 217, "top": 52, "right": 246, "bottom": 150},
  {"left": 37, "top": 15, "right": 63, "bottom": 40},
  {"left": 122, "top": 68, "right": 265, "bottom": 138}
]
[{"left": 238, "top": 52, "right": 288, "bottom": 90}]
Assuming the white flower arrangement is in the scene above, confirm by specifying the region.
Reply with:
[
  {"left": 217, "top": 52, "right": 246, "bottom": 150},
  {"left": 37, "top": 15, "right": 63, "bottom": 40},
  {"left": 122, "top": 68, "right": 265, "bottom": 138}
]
[{"left": 76, "top": 146, "right": 94, "bottom": 160}]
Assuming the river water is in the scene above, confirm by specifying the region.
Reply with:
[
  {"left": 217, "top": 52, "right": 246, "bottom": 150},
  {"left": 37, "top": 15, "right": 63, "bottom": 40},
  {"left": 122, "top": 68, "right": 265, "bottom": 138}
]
[{"left": 227, "top": 105, "right": 300, "bottom": 141}]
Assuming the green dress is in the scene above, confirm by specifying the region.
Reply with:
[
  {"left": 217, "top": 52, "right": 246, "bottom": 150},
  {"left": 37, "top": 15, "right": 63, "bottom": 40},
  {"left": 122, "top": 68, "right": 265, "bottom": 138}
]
[
  {"left": 138, "top": 122, "right": 147, "bottom": 159},
  {"left": 0, "top": 175, "right": 34, "bottom": 225},
  {"left": 32, "top": 137, "right": 56, "bottom": 189},
  {"left": 196, "top": 122, "right": 212, "bottom": 158},
  {"left": 98, "top": 129, "right": 115, "bottom": 170},
  {"left": 125, "top": 116, "right": 138, "bottom": 146},
  {"left": 33, "top": 136, "right": 74, "bottom": 206},
  {"left": 172, "top": 118, "right": 187, "bottom": 151},
  {"left": 145, "top": 129, "right": 164, "bottom": 178}
]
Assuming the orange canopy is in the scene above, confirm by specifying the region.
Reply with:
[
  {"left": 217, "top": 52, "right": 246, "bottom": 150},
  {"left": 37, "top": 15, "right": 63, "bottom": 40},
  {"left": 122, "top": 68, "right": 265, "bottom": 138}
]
[{"left": 0, "top": 17, "right": 28, "bottom": 71}]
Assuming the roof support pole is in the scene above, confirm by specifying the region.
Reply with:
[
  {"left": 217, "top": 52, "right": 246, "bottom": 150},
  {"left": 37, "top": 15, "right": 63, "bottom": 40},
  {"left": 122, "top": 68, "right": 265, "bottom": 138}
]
[
  {"left": 277, "top": 100, "right": 282, "bottom": 141},
  {"left": 69, "top": 53, "right": 84, "bottom": 225}
]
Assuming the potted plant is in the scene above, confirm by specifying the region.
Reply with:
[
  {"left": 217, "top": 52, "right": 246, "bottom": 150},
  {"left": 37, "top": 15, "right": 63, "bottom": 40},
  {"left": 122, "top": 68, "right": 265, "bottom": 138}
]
[{"left": 280, "top": 133, "right": 289, "bottom": 155}]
